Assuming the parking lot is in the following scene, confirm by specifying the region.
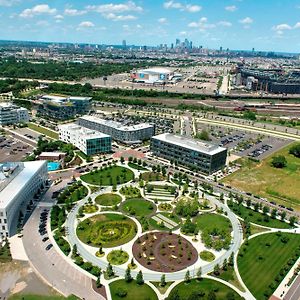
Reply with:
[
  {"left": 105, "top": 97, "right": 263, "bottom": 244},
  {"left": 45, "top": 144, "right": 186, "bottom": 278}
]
[
  {"left": 14, "top": 127, "right": 42, "bottom": 141},
  {"left": 195, "top": 123, "right": 291, "bottom": 160},
  {"left": 0, "top": 135, "right": 34, "bottom": 162}
]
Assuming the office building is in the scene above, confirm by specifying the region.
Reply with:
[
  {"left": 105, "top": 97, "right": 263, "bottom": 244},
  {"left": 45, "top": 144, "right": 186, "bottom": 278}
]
[
  {"left": 78, "top": 115, "right": 155, "bottom": 144},
  {"left": 37, "top": 95, "right": 92, "bottom": 120},
  {"left": 0, "top": 161, "right": 48, "bottom": 239},
  {"left": 0, "top": 103, "right": 29, "bottom": 125},
  {"left": 58, "top": 123, "right": 111, "bottom": 155},
  {"left": 151, "top": 133, "right": 227, "bottom": 175}
]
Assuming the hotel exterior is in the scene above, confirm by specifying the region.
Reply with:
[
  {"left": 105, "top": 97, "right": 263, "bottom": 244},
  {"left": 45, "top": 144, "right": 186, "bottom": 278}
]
[
  {"left": 151, "top": 133, "right": 227, "bottom": 175},
  {"left": 58, "top": 123, "right": 111, "bottom": 156},
  {"left": 0, "top": 161, "right": 48, "bottom": 239},
  {"left": 78, "top": 115, "right": 155, "bottom": 144}
]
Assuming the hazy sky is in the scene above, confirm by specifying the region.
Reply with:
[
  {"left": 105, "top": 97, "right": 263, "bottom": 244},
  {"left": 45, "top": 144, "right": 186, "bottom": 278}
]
[{"left": 1, "top": 0, "right": 300, "bottom": 52}]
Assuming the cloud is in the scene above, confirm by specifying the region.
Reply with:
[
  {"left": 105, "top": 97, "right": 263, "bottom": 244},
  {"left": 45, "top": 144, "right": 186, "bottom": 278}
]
[
  {"left": 225, "top": 5, "right": 237, "bottom": 12},
  {"left": 158, "top": 17, "right": 167, "bottom": 24},
  {"left": 239, "top": 17, "right": 253, "bottom": 24},
  {"left": 78, "top": 21, "right": 95, "bottom": 28},
  {"left": 86, "top": 1, "right": 143, "bottom": 14},
  {"left": 105, "top": 13, "right": 136, "bottom": 21},
  {"left": 20, "top": 4, "right": 57, "bottom": 18},
  {"left": 164, "top": 1, "right": 201, "bottom": 13},
  {"left": 0, "top": 0, "right": 20, "bottom": 6},
  {"left": 273, "top": 24, "right": 292, "bottom": 31},
  {"left": 218, "top": 21, "right": 232, "bottom": 27},
  {"left": 64, "top": 8, "right": 86, "bottom": 16}
]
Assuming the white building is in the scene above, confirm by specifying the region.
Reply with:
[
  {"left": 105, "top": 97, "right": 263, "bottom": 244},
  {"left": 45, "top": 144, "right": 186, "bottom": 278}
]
[
  {"left": 0, "top": 161, "right": 48, "bottom": 240},
  {"left": 130, "top": 67, "right": 179, "bottom": 84},
  {"left": 0, "top": 103, "right": 29, "bottom": 125},
  {"left": 58, "top": 123, "right": 112, "bottom": 156},
  {"left": 78, "top": 115, "right": 155, "bottom": 144}
]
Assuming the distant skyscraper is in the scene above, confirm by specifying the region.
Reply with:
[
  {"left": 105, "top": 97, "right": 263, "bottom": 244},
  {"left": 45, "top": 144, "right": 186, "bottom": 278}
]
[
  {"left": 122, "top": 40, "right": 126, "bottom": 49},
  {"left": 171, "top": 43, "right": 174, "bottom": 49},
  {"left": 220, "top": 46, "right": 223, "bottom": 52},
  {"left": 189, "top": 41, "right": 193, "bottom": 49},
  {"left": 175, "top": 38, "right": 180, "bottom": 47}
]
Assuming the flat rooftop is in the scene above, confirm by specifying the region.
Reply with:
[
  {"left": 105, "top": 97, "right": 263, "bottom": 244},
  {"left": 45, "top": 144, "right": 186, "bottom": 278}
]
[
  {"left": 58, "top": 123, "right": 110, "bottom": 139},
  {"left": 152, "top": 133, "right": 227, "bottom": 155},
  {"left": 79, "top": 115, "right": 153, "bottom": 132},
  {"left": 0, "top": 161, "right": 46, "bottom": 209}
]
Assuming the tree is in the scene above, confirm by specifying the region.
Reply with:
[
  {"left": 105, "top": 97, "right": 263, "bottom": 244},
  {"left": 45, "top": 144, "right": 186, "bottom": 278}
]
[
  {"left": 229, "top": 253, "right": 234, "bottom": 267},
  {"left": 136, "top": 270, "right": 144, "bottom": 285},
  {"left": 160, "top": 274, "right": 166, "bottom": 287},
  {"left": 184, "top": 270, "right": 191, "bottom": 283},
  {"left": 263, "top": 206, "right": 270, "bottom": 215},
  {"left": 254, "top": 202, "right": 259, "bottom": 212},
  {"left": 223, "top": 258, "right": 228, "bottom": 271},
  {"left": 214, "top": 264, "right": 220, "bottom": 276},
  {"left": 106, "top": 263, "right": 114, "bottom": 278},
  {"left": 96, "top": 270, "right": 102, "bottom": 288},
  {"left": 271, "top": 209, "right": 277, "bottom": 219},
  {"left": 120, "top": 156, "right": 125, "bottom": 164},
  {"left": 280, "top": 211, "right": 287, "bottom": 221},
  {"left": 246, "top": 199, "right": 251, "bottom": 208},
  {"left": 196, "top": 267, "right": 202, "bottom": 280},
  {"left": 289, "top": 216, "right": 297, "bottom": 226},
  {"left": 271, "top": 155, "right": 287, "bottom": 168},
  {"left": 125, "top": 267, "right": 132, "bottom": 282},
  {"left": 289, "top": 143, "right": 300, "bottom": 158},
  {"left": 195, "top": 129, "right": 211, "bottom": 141},
  {"left": 207, "top": 291, "right": 217, "bottom": 300}
]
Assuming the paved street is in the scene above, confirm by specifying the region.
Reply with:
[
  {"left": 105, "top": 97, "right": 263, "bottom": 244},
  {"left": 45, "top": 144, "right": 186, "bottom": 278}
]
[
  {"left": 284, "top": 275, "right": 300, "bottom": 300},
  {"left": 22, "top": 180, "right": 104, "bottom": 300}
]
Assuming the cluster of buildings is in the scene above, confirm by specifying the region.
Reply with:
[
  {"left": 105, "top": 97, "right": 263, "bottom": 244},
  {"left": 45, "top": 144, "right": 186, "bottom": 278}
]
[
  {"left": 58, "top": 116, "right": 155, "bottom": 155},
  {"left": 0, "top": 161, "right": 48, "bottom": 239},
  {"left": 0, "top": 103, "right": 29, "bottom": 125},
  {"left": 37, "top": 95, "right": 92, "bottom": 120}
]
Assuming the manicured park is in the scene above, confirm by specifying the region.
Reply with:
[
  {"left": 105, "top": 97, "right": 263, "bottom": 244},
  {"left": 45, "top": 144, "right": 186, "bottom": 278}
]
[
  {"left": 166, "top": 278, "right": 243, "bottom": 300},
  {"left": 76, "top": 213, "right": 137, "bottom": 248},
  {"left": 95, "top": 193, "right": 122, "bottom": 206},
  {"left": 81, "top": 166, "right": 134, "bottom": 186},
  {"left": 110, "top": 280, "right": 158, "bottom": 300},
  {"left": 107, "top": 250, "right": 129, "bottom": 265},
  {"left": 121, "top": 198, "right": 155, "bottom": 217},
  {"left": 238, "top": 232, "right": 300, "bottom": 299}
]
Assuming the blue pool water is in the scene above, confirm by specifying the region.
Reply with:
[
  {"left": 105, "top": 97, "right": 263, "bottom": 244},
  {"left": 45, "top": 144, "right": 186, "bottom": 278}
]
[{"left": 47, "top": 161, "right": 60, "bottom": 171}]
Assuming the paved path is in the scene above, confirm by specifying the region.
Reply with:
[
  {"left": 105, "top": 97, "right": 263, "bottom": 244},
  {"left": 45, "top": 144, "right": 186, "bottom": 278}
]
[{"left": 22, "top": 181, "right": 104, "bottom": 300}]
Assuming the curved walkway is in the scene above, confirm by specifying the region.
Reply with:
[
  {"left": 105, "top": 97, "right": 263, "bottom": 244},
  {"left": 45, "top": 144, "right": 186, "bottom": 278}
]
[{"left": 65, "top": 185, "right": 244, "bottom": 283}]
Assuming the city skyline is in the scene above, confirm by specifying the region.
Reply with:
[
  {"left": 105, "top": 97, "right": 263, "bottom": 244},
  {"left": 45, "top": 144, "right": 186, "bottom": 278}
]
[{"left": 0, "top": 0, "right": 300, "bottom": 53}]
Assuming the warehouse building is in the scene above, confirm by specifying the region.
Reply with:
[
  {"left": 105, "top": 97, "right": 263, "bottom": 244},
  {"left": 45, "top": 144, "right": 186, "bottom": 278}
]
[
  {"left": 151, "top": 133, "right": 227, "bottom": 175},
  {"left": 58, "top": 123, "right": 111, "bottom": 156},
  {"left": 0, "top": 103, "right": 29, "bottom": 125},
  {"left": 0, "top": 161, "right": 48, "bottom": 239},
  {"left": 78, "top": 115, "right": 155, "bottom": 144}
]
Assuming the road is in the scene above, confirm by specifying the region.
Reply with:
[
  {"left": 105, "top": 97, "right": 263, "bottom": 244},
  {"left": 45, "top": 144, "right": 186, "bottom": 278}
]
[
  {"left": 22, "top": 180, "right": 104, "bottom": 300},
  {"left": 65, "top": 185, "right": 244, "bottom": 282},
  {"left": 284, "top": 275, "right": 300, "bottom": 300}
]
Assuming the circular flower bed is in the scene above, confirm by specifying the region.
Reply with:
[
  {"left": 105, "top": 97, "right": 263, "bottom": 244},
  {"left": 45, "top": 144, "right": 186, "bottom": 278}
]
[
  {"left": 132, "top": 232, "right": 198, "bottom": 272},
  {"left": 77, "top": 213, "right": 137, "bottom": 248},
  {"left": 199, "top": 250, "right": 215, "bottom": 262},
  {"left": 107, "top": 250, "right": 129, "bottom": 265}
]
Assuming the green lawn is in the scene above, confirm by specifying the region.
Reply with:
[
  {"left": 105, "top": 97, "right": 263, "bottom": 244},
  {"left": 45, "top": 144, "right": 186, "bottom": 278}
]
[
  {"left": 223, "top": 143, "right": 300, "bottom": 211},
  {"left": 194, "top": 213, "right": 232, "bottom": 233},
  {"left": 149, "top": 212, "right": 181, "bottom": 231},
  {"left": 238, "top": 233, "right": 300, "bottom": 299},
  {"left": 229, "top": 202, "right": 292, "bottom": 229},
  {"left": 110, "top": 280, "right": 158, "bottom": 300},
  {"left": 213, "top": 267, "right": 246, "bottom": 292},
  {"left": 119, "top": 186, "right": 141, "bottom": 198},
  {"left": 28, "top": 122, "right": 58, "bottom": 139},
  {"left": 107, "top": 249, "right": 129, "bottom": 265},
  {"left": 199, "top": 250, "right": 215, "bottom": 262},
  {"left": 167, "top": 278, "right": 243, "bottom": 300},
  {"left": 81, "top": 166, "right": 134, "bottom": 186},
  {"left": 76, "top": 213, "right": 137, "bottom": 248},
  {"left": 95, "top": 193, "right": 122, "bottom": 206},
  {"left": 121, "top": 198, "right": 155, "bottom": 217}
]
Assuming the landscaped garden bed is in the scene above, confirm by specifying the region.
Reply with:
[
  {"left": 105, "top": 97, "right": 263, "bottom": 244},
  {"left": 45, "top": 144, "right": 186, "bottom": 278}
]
[
  {"left": 107, "top": 250, "right": 129, "bottom": 265},
  {"left": 95, "top": 193, "right": 122, "bottom": 206},
  {"left": 77, "top": 213, "right": 137, "bottom": 248},
  {"left": 132, "top": 232, "right": 198, "bottom": 272}
]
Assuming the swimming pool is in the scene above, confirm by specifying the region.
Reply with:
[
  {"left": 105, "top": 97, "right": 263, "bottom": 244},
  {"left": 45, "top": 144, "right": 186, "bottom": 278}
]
[{"left": 47, "top": 161, "right": 60, "bottom": 171}]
